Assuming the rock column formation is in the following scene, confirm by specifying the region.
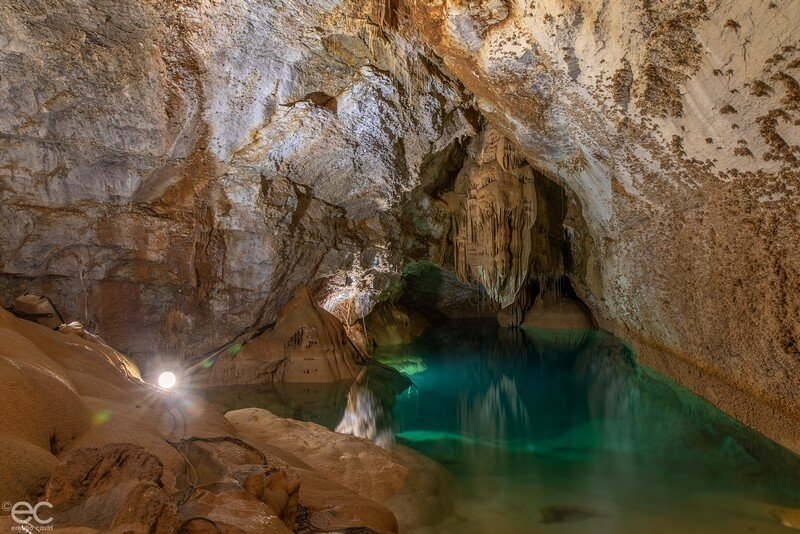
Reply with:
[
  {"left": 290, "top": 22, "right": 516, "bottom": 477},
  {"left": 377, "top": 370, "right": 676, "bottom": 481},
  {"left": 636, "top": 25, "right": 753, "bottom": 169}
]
[{"left": 448, "top": 126, "right": 538, "bottom": 307}]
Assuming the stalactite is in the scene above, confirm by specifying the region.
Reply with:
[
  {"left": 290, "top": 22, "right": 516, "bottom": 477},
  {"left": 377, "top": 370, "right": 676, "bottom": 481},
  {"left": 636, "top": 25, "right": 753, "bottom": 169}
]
[{"left": 451, "top": 126, "right": 538, "bottom": 308}]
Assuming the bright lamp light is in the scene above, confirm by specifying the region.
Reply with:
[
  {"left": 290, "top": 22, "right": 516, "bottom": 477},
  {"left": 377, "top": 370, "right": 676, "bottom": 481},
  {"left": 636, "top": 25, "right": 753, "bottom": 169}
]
[{"left": 157, "top": 371, "right": 177, "bottom": 389}]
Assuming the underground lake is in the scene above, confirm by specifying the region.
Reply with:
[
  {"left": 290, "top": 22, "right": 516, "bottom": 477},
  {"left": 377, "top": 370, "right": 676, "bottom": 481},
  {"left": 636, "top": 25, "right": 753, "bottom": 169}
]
[{"left": 197, "top": 321, "right": 800, "bottom": 533}]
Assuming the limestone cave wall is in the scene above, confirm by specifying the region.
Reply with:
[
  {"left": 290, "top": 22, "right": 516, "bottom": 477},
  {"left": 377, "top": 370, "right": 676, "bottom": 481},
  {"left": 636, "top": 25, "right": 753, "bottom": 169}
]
[
  {"left": 0, "top": 0, "right": 477, "bottom": 363},
  {"left": 402, "top": 0, "right": 800, "bottom": 434},
  {"left": 1, "top": 0, "right": 799, "bottom": 439}
]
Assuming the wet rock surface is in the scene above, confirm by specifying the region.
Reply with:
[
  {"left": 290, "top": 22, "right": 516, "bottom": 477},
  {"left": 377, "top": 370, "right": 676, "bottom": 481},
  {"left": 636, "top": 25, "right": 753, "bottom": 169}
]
[
  {"left": 539, "top": 504, "right": 607, "bottom": 525},
  {"left": 227, "top": 407, "right": 454, "bottom": 533},
  {"left": 170, "top": 436, "right": 298, "bottom": 533},
  {"left": 44, "top": 443, "right": 179, "bottom": 532}
]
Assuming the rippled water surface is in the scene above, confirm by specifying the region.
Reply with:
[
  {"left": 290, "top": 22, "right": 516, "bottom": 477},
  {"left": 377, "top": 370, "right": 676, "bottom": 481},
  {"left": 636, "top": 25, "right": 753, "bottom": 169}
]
[{"left": 202, "top": 321, "right": 800, "bottom": 532}]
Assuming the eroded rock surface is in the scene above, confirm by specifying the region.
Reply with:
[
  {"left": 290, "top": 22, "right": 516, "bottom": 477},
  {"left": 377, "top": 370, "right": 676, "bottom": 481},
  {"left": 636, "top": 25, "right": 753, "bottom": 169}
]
[
  {"left": 0, "top": 308, "right": 437, "bottom": 532},
  {"left": 446, "top": 125, "right": 538, "bottom": 307},
  {"left": 228, "top": 407, "right": 454, "bottom": 532},
  {"left": 44, "top": 443, "right": 179, "bottom": 533},
  {"left": 195, "top": 286, "right": 364, "bottom": 386},
  {"left": 0, "top": 0, "right": 475, "bottom": 365}
]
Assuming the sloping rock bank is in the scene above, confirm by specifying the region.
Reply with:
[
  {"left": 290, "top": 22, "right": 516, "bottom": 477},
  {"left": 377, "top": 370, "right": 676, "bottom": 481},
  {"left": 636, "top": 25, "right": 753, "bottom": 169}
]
[{"left": 0, "top": 309, "right": 447, "bottom": 532}]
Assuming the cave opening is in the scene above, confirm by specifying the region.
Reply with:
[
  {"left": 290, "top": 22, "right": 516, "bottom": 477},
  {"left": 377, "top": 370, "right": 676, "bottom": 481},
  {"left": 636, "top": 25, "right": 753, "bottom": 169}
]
[{"left": 363, "top": 122, "right": 596, "bottom": 349}]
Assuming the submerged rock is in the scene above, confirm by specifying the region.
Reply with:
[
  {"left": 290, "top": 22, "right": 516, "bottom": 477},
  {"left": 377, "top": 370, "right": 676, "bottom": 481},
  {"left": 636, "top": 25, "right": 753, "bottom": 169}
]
[{"left": 540, "top": 504, "right": 607, "bottom": 524}]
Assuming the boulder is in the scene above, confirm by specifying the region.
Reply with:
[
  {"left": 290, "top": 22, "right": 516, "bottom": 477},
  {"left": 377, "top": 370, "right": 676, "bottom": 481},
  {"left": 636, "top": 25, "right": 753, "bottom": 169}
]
[
  {"left": 766, "top": 506, "right": 800, "bottom": 530},
  {"left": 226, "top": 408, "right": 406, "bottom": 503},
  {"left": 9, "top": 293, "right": 64, "bottom": 329},
  {"left": 171, "top": 437, "right": 296, "bottom": 533},
  {"left": 227, "top": 407, "right": 453, "bottom": 533},
  {"left": 197, "top": 287, "right": 363, "bottom": 386}
]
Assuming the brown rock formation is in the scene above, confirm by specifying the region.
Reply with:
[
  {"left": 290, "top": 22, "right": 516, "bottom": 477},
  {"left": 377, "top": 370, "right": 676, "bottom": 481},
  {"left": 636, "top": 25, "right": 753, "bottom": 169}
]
[
  {"left": 447, "top": 125, "right": 538, "bottom": 307},
  {"left": 365, "top": 302, "right": 430, "bottom": 347},
  {"left": 196, "top": 287, "right": 363, "bottom": 386},
  {"left": 228, "top": 407, "right": 454, "bottom": 532},
  {"left": 170, "top": 437, "right": 299, "bottom": 532},
  {"left": 44, "top": 443, "right": 179, "bottom": 532}
]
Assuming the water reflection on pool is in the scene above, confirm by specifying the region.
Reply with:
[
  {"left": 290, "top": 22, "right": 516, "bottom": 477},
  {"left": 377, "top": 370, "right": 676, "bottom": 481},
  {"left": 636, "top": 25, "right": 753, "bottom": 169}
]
[{"left": 200, "top": 321, "right": 800, "bottom": 532}]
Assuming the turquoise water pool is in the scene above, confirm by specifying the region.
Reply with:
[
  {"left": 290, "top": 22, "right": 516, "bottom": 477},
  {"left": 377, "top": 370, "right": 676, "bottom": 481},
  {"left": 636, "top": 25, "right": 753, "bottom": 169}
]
[
  {"left": 375, "top": 322, "right": 800, "bottom": 533},
  {"left": 198, "top": 321, "right": 800, "bottom": 532}
]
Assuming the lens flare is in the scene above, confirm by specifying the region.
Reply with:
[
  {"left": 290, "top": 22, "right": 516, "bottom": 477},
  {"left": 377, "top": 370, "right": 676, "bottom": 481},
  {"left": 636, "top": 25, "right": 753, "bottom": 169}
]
[{"left": 158, "top": 371, "right": 177, "bottom": 389}]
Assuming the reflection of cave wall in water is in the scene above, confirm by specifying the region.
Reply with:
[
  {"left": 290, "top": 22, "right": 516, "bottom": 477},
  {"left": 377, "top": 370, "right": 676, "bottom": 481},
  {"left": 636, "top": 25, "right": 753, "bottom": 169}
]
[
  {"left": 336, "top": 380, "right": 395, "bottom": 449},
  {"left": 380, "top": 321, "right": 800, "bottom": 497}
]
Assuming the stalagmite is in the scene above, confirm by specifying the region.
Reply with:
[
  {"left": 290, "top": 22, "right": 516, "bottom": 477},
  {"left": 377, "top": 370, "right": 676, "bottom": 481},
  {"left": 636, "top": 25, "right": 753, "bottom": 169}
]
[
  {"left": 448, "top": 126, "right": 538, "bottom": 308},
  {"left": 196, "top": 287, "right": 365, "bottom": 386}
]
